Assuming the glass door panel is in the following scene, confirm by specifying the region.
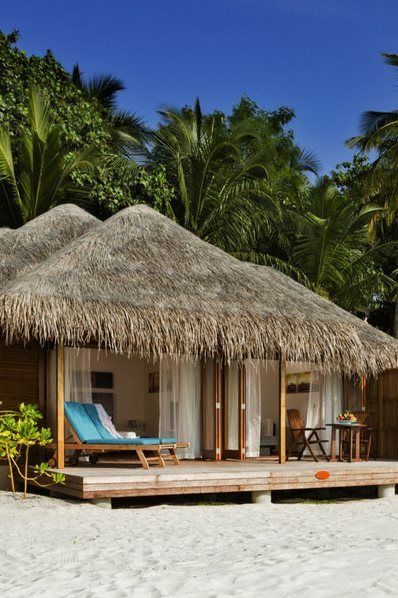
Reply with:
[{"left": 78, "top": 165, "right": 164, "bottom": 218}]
[
  {"left": 201, "top": 358, "right": 221, "bottom": 460},
  {"left": 223, "top": 362, "right": 246, "bottom": 459}
]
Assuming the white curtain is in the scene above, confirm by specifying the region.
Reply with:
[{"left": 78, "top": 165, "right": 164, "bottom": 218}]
[
  {"left": 245, "top": 360, "right": 262, "bottom": 458},
  {"left": 159, "top": 356, "right": 201, "bottom": 459},
  {"left": 46, "top": 348, "right": 93, "bottom": 448},
  {"left": 225, "top": 362, "right": 240, "bottom": 451},
  {"left": 322, "top": 373, "right": 343, "bottom": 453},
  {"left": 64, "top": 348, "right": 92, "bottom": 404},
  {"left": 306, "top": 371, "right": 343, "bottom": 454},
  {"left": 306, "top": 370, "right": 322, "bottom": 429}
]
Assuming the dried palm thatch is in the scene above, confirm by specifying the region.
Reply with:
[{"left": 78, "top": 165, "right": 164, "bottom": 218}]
[
  {"left": 0, "top": 204, "right": 397, "bottom": 375},
  {"left": 0, "top": 204, "right": 100, "bottom": 289}
]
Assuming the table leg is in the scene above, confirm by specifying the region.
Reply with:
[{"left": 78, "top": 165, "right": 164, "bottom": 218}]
[
  {"left": 330, "top": 426, "right": 337, "bottom": 461},
  {"left": 355, "top": 428, "right": 361, "bottom": 461},
  {"left": 349, "top": 428, "right": 354, "bottom": 462}
]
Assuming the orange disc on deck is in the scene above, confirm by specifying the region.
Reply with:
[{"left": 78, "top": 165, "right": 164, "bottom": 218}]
[{"left": 315, "top": 470, "right": 330, "bottom": 480}]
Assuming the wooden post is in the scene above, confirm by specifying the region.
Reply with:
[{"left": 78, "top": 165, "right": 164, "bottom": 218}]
[
  {"left": 378, "top": 373, "right": 384, "bottom": 459},
  {"left": 56, "top": 345, "right": 65, "bottom": 469},
  {"left": 215, "top": 356, "right": 222, "bottom": 461},
  {"left": 239, "top": 364, "right": 246, "bottom": 460},
  {"left": 279, "top": 357, "right": 286, "bottom": 464},
  {"left": 361, "top": 375, "right": 367, "bottom": 410}
]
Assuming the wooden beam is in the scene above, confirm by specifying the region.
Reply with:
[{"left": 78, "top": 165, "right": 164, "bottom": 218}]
[
  {"left": 279, "top": 357, "right": 287, "bottom": 464},
  {"left": 361, "top": 375, "right": 367, "bottom": 410},
  {"left": 215, "top": 356, "right": 222, "bottom": 461},
  {"left": 378, "top": 373, "right": 385, "bottom": 459},
  {"left": 56, "top": 345, "right": 65, "bottom": 469},
  {"left": 239, "top": 364, "right": 246, "bottom": 460}
]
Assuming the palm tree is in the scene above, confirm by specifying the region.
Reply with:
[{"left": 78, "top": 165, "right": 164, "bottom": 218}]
[
  {"left": 348, "top": 52, "right": 398, "bottom": 331},
  {"left": 289, "top": 179, "right": 396, "bottom": 313},
  {"left": 150, "top": 98, "right": 278, "bottom": 251},
  {"left": 348, "top": 53, "right": 398, "bottom": 215},
  {"left": 0, "top": 88, "right": 94, "bottom": 225},
  {"left": 71, "top": 64, "right": 148, "bottom": 156}
]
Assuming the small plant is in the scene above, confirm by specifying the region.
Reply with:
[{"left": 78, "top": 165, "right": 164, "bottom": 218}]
[{"left": 0, "top": 403, "right": 65, "bottom": 497}]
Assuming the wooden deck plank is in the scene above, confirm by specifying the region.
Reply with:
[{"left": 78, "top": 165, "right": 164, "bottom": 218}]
[{"left": 45, "top": 459, "right": 398, "bottom": 500}]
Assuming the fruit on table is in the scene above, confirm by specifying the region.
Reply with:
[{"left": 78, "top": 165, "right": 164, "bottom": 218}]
[{"left": 336, "top": 411, "right": 357, "bottom": 422}]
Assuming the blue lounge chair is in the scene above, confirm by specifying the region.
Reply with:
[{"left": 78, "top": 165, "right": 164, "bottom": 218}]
[{"left": 50, "top": 402, "right": 189, "bottom": 469}]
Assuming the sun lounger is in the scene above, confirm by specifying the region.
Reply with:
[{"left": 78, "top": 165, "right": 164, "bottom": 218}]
[{"left": 48, "top": 402, "right": 189, "bottom": 469}]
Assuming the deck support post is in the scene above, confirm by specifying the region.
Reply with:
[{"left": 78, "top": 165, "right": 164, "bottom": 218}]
[
  {"left": 56, "top": 345, "right": 65, "bottom": 469},
  {"left": 252, "top": 490, "right": 271, "bottom": 504},
  {"left": 279, "top": 357, "right": 287, "bottom": 464},
  {"left": 378, "top": 484, "right": 396, "bottom": 499}
]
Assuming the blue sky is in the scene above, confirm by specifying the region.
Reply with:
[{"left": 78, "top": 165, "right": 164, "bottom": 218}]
[{"left": 3, "top": 0, "right": 398, "bottom": 173}]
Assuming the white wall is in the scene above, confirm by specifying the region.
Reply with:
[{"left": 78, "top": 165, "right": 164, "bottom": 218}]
[
  {"left": 88, "top": 351, "right": 160, "bottom": 436},
  {"left": 255, "top": 360, "right": 316, "bottom": 448},
  {"left": 286, "top": 362, "right": 318, "bottom": 424},
  {"left": 260, "top": 360, "right": 279, "bottom": 437}
]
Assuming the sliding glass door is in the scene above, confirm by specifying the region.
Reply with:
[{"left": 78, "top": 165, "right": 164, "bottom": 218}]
[
  {"left": 223, "top": 362, "right": 246, "bottom": 459},
  {"left": 201, "top": 358, "right": 222, "bottom": 460}
]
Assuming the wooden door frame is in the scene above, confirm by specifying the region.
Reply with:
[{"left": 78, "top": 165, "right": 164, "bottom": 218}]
[
  {"left": 279, "top": 358, "right": 287, "bottom": 464},
  {"left": 56, "top": 344, "right": 65, "bottom": 468},
  {"left": 222, "top": 362, "right": 246, "bottom": 460},
  {"left": 201, "top": 356, "right": 222, "bottom": 460}
]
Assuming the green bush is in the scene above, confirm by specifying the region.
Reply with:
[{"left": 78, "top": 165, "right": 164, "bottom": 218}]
[{"left": 0, "top": 402, "right": 65, "bottom": 497}]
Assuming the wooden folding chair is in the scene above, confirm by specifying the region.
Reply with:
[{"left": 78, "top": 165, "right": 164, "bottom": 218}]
[{"left": 287, "top": 409, "right": 329, "bottom": 462}]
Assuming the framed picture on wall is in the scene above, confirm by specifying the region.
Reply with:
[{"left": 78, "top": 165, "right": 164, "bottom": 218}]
[
  {"left": 148, "top": 371, "right": 159, "bottom": 393},
  {"left": 286, "top": 372, "right": 317, "bottom": 394}
]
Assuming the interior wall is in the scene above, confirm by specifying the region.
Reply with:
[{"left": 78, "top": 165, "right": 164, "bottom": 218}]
[
  {"left": 259, "top": 360, "right": 279, "bottom": 437},
  {"left": 285, "top": 361, "right": 316, "bottom": 424},
  {"left": 257, "top": 360, "right": 318, "bottom": 450},
  {"left": 88, "top": 351, "right": 160, "bottom": 436}
]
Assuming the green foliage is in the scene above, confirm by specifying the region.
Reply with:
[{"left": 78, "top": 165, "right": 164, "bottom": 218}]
[
  {"left": 0, "top": 401, "right": 65, "bottom": 497},
  {"left": 0, "top": 88, "right": 95, "bottom": 225},
  {"left": 149, "top": 96, "right": 315, "bottom": 252},
  {"left": 288, "top": 179, "right": 397, "bottom": 312},
  {"left": 70, "top": 63, "right": 149, "bottom": 156},
  {"left": 1, "top": 30, "right": 395, "bottom": 327},
  {"left": 344, "top": 53, "right": 398, "bottom": 331},
  {"left": 0, "top": 30, "right": 166, "bottom": 222},
  {"left": 0, "top": 31, "right": 108, "bottom": 149}
]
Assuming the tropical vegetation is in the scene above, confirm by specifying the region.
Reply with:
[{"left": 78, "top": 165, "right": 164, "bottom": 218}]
[
  {"left": 0, "top": 30, "right": 396, "bottom": 335},
  {"left": 0, "top": 402, "right": 65, "bottom": 497}
]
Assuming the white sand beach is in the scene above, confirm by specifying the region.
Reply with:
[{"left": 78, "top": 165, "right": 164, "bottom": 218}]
[{"left": 1, "top": 492, "right": 398, "bottom": 598}]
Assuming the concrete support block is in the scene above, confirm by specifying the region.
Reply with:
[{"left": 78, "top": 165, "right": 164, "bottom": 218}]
[
  {"left": 378, "top": 484, "right": 396, "bottom": 499},
  {"left": 90, "top": 498, "right": 112, "bottom": 508},
  {"left": 252, "top": 490, "right": 272, "bottom": 504}
]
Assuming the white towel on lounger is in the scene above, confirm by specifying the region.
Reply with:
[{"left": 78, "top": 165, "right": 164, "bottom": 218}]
[{"left": 94, "top": 403, "right": 122, "bottom": 438}]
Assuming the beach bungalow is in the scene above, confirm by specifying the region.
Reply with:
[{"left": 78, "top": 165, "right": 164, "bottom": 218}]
[{"left": 0, "top": 204, "right": 398, "bottom": 501}]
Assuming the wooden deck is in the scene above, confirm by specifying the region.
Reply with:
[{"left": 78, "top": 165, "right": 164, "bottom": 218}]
[{"left": 48, "top": 459, "right": 398, "bottom": 500}]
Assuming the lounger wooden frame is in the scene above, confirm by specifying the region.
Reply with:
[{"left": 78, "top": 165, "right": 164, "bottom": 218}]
[{"left": 48, "top": 416, "right": 189, "bottom": 470}]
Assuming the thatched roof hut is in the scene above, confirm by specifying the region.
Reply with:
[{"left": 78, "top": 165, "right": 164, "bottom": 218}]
[
  {"left": 0, "top": 204, "right": 100, "bottom": 290},
  {"left": 0, "top": 204, "right": 397, "bottom": 375}
]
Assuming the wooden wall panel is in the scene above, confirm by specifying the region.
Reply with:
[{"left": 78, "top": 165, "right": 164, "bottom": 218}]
[
  {"left": 0, "top": 340, "right": 41, "bottom": 411},
  {"left": 376, "top": 369, "right": 398, "bottom": 459}
]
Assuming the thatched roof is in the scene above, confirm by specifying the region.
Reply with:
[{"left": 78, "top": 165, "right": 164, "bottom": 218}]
[
  {"left": 0, "top": 204, "right": 397, "bottom": 375},
  {"left": 0, "top": 204, "right": 100, "bottom": 290}
]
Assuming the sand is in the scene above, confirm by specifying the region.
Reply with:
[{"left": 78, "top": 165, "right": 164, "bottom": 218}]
[{"left": 1, "top": 492, "right": 398, "bottom": 598}]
